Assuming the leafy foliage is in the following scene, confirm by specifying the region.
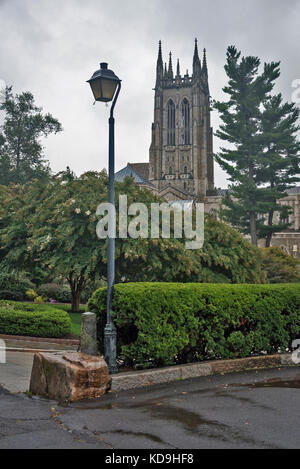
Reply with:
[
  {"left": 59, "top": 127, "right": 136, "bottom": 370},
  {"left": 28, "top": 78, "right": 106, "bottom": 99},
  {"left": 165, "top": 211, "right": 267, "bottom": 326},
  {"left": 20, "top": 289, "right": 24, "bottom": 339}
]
[
  {"left": 0, "top": 290, "right": 23, "bottom": 301},
  {"left": 0, "top": 272, "right": 34, "bottom": 300},
  {"left": 37, "top": 283, "right": 72, "bottom": 303},
  {"left": 0, "top": 170, "right": 107, "bottom": 311},
  {"left": 0, "top": 301, "right": 71, "bottom": 337},
  {"left": 0, "top": 86, "right": 62, "bottom": 185},
  {"left": 214, "top": 46, "right": 300, "bottom": 246},
  {"left": 255, "top": 94, "right": 300, "bottom": 246},
  {"left": 25, "top": 289, "right": 38, "bottom": 300},
  {"left": 261, "top": 247, "right": 300, "bottom": 283},
  {"left": 0, "top": 171, "right": 265, "bottom": 311},
  {"left": 88, "top": 282, "right": 300, "bottom": 368}
]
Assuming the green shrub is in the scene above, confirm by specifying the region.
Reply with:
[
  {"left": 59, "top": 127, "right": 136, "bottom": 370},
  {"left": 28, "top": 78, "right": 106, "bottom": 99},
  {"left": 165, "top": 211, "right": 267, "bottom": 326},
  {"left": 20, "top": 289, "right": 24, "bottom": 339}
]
[
  {"left": 0, "top": 301, "right": 71, "bottom": 338},
  {"left": 37, "top": 283, "right": 62, "bottom": 300},
  {"left": 0, "top": 273, "right": 34, "bottom": 300},
  {"left": 88, "top": 282, "right": 300, "bottom": 368},
  {"left": 56, "top": 285, "right": 72, "bottom": 303},
  {"left": 261, "top": 247, "right": 300, "bottom": 283},
  {"left": 25, "top": 289, "right": 38, "bottom": 300},
  {"left": 0, "top": 290, "right": 23, "bottom": 301},
  {"left": 34, "top": 295, "right": 46, "bottom": 304},
  {"left": 37, "top": 283, "right": 72, "bottom": 303}
]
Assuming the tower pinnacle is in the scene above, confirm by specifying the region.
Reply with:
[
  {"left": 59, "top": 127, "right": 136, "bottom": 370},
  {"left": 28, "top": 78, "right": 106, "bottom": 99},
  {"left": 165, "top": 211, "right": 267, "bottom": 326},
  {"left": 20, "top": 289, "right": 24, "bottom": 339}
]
[
  {"left": 157, "top": 40, "right": 163, "bottom": 67},
  {"left": 202, "top": 48, "right": 208, "bottom": 75},
  {"left": 155, "top": 40, "right": 163, "bottom": 86},
  {"left": 176, "top": 58, "right": 181, "bottom": 78},
  {"left": 168, "top": 52, "right": 173, "bottom": 79},
  {"left": 193, "top": 38, "right": 201, "bottom": 78},
  {"left": 164, "top": 62, "right": 168, "bottom": 79}
]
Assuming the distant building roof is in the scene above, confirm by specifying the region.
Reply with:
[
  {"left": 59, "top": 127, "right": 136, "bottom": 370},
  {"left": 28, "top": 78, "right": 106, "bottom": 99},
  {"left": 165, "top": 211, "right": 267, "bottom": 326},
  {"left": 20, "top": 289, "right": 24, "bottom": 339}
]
[
  {"left": 128, "top": 163, "right": 149, "bottom": 180},
  {"left": 216, "top": 188, "right": 228, "bottom": 196},
  {"left": 115, "top": 164, "right": 155, "bottom": 188},
  {"left": 286, "top": 187, "right": 300, "bottom": 195}
]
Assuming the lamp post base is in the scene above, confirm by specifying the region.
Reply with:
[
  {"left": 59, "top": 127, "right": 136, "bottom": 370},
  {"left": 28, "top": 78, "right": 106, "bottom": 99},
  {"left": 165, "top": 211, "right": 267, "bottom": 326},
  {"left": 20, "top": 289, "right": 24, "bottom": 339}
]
[{"left": 104, "top": 323, "right": 118, "bottom": 374}]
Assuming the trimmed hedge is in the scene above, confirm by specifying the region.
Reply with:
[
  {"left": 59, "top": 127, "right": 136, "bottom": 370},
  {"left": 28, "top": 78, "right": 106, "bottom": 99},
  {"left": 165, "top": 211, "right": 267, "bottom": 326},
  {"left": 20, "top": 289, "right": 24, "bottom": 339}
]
[
  {"left": 88, "top": 282, "right": 300, "bottom": 368},
  {"left": 0, "top": 301, "right": 71, "bottom": 338}
]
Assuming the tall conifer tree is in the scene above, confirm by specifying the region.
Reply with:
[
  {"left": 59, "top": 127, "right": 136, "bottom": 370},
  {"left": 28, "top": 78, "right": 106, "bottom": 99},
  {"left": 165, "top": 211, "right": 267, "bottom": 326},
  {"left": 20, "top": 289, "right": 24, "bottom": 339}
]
[
  {"left": 214, "top": 46, "right": 281, "bottom": 245},
  {"left": 256, "top": 94, "right": 300, "bottom": 246}
]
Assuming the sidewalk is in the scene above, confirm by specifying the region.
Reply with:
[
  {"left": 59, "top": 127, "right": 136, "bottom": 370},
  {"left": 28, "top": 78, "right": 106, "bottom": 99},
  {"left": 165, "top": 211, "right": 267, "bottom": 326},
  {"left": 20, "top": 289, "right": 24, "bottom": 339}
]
[
  {"left": 0, "top": 339, "right": 77, "bottom": 393},
  {"left": 0, "top": 352, "right": 34, "bottom": 393}
]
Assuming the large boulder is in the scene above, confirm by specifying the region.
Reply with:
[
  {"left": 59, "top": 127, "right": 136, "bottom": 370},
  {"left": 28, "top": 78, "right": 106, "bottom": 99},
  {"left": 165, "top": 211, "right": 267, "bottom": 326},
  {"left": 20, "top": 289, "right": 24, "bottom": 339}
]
[{"left": 29, "top": 351, "right": 110, "bottom": 402}]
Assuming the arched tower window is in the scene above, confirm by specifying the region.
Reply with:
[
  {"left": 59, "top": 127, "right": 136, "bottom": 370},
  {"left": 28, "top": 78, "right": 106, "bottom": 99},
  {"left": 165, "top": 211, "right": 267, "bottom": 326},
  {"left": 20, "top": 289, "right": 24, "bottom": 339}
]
[
  {"left": 181, "top": 98, "right": 190, "bottom": 145},
  {"left": 169, "top": 167, "right": 172, "bottom": 175},
  {"left": 184, "top": 166, "right": 187, "bottom": 174},
  {"left": 210, "top": 208, "right": 218, "bottom": 220},
  {"left": 167, "top": 99, "right": 175, "bottom": 146}
]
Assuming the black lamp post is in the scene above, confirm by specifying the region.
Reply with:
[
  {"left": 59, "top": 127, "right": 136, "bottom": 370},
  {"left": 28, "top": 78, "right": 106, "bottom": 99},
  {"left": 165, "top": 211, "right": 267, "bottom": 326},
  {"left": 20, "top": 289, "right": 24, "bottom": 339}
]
[{"left": 87, "top": 62, "right": 121, "bottom": 374}]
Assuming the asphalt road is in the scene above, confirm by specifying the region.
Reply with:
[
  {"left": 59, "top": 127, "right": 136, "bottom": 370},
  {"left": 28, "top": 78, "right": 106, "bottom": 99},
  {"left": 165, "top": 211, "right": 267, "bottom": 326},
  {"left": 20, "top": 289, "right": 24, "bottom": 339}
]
[{"left": 0, "top": 366, "right": 299, "bottom": 449}]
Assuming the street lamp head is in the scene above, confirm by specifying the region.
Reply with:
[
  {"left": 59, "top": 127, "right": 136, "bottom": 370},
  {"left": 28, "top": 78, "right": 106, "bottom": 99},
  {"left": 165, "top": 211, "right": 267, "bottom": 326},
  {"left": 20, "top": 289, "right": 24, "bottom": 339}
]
[{"left": 87, "top": 62, "right": 121, "bottom": 103}]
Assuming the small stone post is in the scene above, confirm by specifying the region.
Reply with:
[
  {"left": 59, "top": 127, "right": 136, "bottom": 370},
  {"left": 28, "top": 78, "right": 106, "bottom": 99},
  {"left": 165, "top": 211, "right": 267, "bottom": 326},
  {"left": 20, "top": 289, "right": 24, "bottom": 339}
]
[{"left": 81, "top": 312, "right": 97, "bottom": 356}]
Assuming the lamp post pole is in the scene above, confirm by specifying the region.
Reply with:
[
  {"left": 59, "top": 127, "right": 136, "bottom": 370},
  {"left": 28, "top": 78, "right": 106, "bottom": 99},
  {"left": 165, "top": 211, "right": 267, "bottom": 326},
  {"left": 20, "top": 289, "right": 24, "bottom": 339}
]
[
  {"left": 105, "top": 83, "right": 121, "bottom": 374},
  {"left": 87, "top": 62, "right": 121, "bottom": 375}
]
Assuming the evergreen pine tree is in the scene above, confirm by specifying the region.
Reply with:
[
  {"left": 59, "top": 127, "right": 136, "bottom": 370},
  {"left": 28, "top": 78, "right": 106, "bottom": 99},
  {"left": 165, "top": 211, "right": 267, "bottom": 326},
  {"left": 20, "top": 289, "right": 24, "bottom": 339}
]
[
  {"left": 214, "top": 46, "right": 280, "bottom": 245},
  {"left": 256, "top": 94, "right": 300, "bottom": 246}
]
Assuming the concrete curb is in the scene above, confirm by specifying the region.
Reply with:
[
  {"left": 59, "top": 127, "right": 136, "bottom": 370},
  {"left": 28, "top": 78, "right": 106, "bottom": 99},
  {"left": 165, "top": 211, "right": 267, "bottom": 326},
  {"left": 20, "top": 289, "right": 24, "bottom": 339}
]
[{"left": 111, "top": 353, "right": 298, "bottom": 392}]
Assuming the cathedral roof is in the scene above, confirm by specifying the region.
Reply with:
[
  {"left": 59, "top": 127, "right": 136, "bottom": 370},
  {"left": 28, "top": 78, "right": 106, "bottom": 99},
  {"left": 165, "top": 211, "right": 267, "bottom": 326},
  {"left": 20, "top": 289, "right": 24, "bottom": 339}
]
[
  {"left": 115, "top": 164, "right": 154, "bottom": 188},
  {"left": 127, "top": 162, "right": 150, "bottom": 180},
  {"left": 158, "top": 185, "right": 191, "bottom": 199}
]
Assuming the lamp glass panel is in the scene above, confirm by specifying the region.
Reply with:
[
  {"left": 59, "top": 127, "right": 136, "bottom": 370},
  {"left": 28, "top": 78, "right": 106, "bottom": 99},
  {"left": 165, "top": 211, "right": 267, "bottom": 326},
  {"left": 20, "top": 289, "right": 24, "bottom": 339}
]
[
  {"left": 101, "top": 78, "right": 118, "bottom": 101},
  {"left": 90, "top": 79, "right": 101, "bottom": 101}
]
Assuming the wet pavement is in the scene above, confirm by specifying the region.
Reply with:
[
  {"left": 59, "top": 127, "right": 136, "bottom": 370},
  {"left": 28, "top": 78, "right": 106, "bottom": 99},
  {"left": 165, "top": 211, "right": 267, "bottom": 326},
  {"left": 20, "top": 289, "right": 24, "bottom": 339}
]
[
  {"left": 0, "top": 341, "right": 77, "bottom": 393},
  {"left": 0, "top": 366, "right": 299, "bottom": 449},
  {"left": 0, "top": 386, "right": 102, "bottom": 449},
  {"left": 0, "top": 352, "right": 34, "bottom": 393}
]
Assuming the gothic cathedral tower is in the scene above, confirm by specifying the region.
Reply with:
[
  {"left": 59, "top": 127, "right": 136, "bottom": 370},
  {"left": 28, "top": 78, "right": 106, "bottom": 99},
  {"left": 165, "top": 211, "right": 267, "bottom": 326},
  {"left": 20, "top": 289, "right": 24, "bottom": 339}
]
[{"left": 149, "top": 40, "right": 214, "bottom": 200}]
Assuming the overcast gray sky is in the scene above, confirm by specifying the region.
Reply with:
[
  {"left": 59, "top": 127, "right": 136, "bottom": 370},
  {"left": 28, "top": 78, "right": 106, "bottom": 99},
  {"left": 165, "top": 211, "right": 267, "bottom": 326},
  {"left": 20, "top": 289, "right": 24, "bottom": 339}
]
[{"left": 0, "top": 0, "right": 299, "bottom": 188}]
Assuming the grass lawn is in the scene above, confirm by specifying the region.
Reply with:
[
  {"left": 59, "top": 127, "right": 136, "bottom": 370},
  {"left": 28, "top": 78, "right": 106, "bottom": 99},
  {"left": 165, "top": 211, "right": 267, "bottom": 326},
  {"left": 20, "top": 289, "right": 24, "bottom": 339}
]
[
  {"left": 47, "top": 303, "right": 86, "bottom": 337},
  {"left": 68, "top": 312, "right": 82, "bottom": 336}
]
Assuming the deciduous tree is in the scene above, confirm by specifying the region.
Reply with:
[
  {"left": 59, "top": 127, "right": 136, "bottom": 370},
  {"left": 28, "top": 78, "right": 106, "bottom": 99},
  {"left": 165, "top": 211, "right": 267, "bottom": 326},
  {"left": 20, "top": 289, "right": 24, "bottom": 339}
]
[
  {"left": 0, "top": 172, "right": 266, "bottom": 311},
  {"left": 0, "top": 86, "right": 62, "bottom": 184}
]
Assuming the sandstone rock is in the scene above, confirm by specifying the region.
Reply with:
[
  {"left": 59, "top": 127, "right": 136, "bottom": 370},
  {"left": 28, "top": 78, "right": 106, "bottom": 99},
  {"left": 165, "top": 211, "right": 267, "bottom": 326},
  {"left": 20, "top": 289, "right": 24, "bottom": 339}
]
[{"left": 29, "top": 351, "right": 110, "bottom": 402}]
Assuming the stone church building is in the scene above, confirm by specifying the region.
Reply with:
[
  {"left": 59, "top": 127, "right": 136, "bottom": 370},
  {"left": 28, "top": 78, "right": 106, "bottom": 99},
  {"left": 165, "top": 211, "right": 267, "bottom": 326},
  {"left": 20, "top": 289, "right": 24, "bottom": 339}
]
[{"left": 116, "top": 40, "right": 300, "bottom": 259}]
